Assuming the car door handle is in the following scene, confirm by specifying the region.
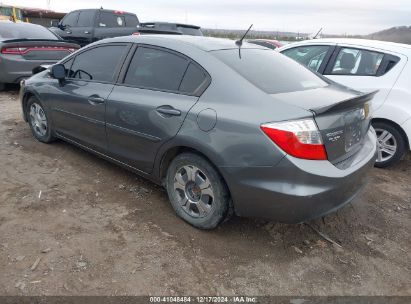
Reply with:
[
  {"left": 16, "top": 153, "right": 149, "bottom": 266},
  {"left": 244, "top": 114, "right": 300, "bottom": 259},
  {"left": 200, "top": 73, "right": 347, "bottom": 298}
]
[
  {"left": 156, "top": 106, "right": 181, "bottom": 116},
  {"left": 65, "top": 31, "right": 72, "bottom": 34},
  {"left": 84, "top": 31, "right": 90, "bottom": 34},
  {"left": 88, "top": 96, "right": 105, "bottom": 104}
]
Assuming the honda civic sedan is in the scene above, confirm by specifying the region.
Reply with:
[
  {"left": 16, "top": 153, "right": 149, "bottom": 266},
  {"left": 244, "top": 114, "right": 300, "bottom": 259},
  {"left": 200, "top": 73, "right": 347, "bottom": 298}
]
[{"left": 20, "top": 35, "right": 377, "bottom": 229}]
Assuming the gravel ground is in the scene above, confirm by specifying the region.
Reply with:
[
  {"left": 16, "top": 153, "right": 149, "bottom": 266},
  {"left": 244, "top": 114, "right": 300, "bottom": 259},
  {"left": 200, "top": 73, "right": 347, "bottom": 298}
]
[{"left": 0, "top": 87, "right": 410, "bottom": 296}]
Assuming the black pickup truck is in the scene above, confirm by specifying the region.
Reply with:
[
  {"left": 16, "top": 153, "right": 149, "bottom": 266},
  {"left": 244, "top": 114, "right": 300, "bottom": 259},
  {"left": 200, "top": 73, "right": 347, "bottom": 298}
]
[{"left": 49, "top": 9, "right": 140, "bottom": 46}]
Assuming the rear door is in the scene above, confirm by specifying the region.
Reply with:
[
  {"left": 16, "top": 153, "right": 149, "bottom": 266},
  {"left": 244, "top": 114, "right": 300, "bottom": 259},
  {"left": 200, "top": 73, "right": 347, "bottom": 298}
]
[
  {"left": 50, "top": 44, "right": 130, "bottom": 152},
  {"left": 106, "top": 45, "right": 210, "bottom": 173},
  {"left": 68, "top": 10, "right": 96, "bottom": 46},
  {"left": 281, "top": 44, "right": 336, "bottom": 73},
  {"left": 324, "top": 45, "right": 406, "bottom": 111}
]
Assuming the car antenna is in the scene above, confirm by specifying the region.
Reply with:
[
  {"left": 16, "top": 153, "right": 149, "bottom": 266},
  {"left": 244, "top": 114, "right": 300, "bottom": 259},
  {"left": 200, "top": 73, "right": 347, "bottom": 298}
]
[
  {"left": 236, "top": 24, "right": 253, "bottom": 59},
  {"left": 235, "top": 24, "right": 253, "bottom": 47},
  {"left": 313, "top": 27, "right": 323, "bottom": 39}
]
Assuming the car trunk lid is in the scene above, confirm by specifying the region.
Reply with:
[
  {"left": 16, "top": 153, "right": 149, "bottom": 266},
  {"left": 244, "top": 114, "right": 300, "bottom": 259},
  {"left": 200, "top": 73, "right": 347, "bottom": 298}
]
[{"left": 270, "top": 86, "right": 376, "bottom": 164}]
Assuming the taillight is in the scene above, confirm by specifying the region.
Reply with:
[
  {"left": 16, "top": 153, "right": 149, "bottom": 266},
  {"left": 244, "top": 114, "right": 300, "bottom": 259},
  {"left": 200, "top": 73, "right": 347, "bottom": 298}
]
[
  {"left": 132, "top": 32, "right": 140, "bottom": 35},
  {"left": 1, "top": 47, "right": 27, "bottom": 55},
  {"left": 1, "top": 46, "right": 76, "bottom": 55},
  {"left": 261, "top": 119, "right": 327, "bottom": 160}
]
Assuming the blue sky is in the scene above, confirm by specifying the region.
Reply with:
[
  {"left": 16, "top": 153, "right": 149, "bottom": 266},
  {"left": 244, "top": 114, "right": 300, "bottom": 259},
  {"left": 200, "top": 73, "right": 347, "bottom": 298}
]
[{"left": 4, "top": 0, "right": 411, "bottom": 35}]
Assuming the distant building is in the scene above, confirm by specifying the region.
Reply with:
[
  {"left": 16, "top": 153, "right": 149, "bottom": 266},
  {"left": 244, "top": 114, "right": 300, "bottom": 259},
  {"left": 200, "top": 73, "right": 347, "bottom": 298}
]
[
  {"left": 21, "top": 7, "right": 65, "bottom": 27},
  {"left": 0, "top": 4, "right": 65, "bottom": 26}
]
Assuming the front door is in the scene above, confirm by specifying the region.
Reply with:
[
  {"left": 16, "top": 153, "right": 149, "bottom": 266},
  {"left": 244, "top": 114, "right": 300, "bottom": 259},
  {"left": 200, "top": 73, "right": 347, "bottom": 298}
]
[
  {"left": 49, "top": 44, "right": 130, "bottom": 152},
  {"left": 106, "top": 46, "right": 209, "bottom": 173}
]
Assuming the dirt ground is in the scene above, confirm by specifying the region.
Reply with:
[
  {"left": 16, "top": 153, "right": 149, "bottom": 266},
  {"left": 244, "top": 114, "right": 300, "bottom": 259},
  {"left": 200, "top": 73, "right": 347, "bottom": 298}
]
[{"left": 0, "top": 87, "right": 410, "bottom": 296}]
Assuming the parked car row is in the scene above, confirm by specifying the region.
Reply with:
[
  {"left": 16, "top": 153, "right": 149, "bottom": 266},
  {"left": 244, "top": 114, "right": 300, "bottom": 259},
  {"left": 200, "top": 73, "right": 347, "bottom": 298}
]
[
  {"left": 0, "top": 6, "right": 408, "bottom": 228},
  {"left": 49, "top": 9, "right": 204, "bottom": 47},
  {"left": 20, "top": 35, "right": 377, "bottom": 229}
]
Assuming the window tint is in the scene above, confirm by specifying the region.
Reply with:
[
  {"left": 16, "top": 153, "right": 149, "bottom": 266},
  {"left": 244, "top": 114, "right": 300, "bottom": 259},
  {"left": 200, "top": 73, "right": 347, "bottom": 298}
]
[
  {"left": 213, "top": 49, "right": 327, "bottom": 94},
  {"left": 70, "top": 45, "right": 127, "bottom": 82},
  {"left": 330, "top": 48, "right": 384, "bottom": 76},
  {"left": 282, "top": 45, "right": 330, "bottom": 72},
  {"left": 63, "top": 58, "right": 74, "bottom": 77},
  {"left": 0, "top": 23, "right": 58, "bottom": 40},
  {"left": 179, "top": 63, "right": 207, "bottom": 94},
  {"left": 124, "top": 47, "right": 189, "bottom": 91},
  {"left": 77, "top": 10, "right": 95, "bottom": 27},
  {"left": 61, "top": 12, "right": 79, "bottom": 27},
  {"left": 125, "top": 14, "right": 139, "bottom": 27},
  {"left": 99, "top": 12, "right": 125, "bottom": 27}
]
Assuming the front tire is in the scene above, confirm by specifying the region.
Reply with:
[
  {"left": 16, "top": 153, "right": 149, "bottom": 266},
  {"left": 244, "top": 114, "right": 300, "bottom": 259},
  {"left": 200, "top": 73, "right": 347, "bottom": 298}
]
[
  {"left": 166, "top": 153, "right": 230, "bottom": 229},
  {"left": 373, "top": 121, "right": 406, "bottom": 168},
  {"left": 26, "top": 96, "right": 55, "bottom": 143},
  {"left": 0, "top": 83, "right": 5, "bottom": 92}
]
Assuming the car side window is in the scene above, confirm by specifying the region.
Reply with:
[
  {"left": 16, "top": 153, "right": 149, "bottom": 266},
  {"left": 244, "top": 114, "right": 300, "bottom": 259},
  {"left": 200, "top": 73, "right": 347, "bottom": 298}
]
[
  {"left": 69, "top": 45, "right": 127, "bottom": 82},
  {"left": 179, "top": 63, "right": 208, "bottom": 94},
  {"left": 124, "top": 47, "right": 189, "bottom": 92},
  {"left": 61, "top": 12, "right": 79, "bottom": 27},
  {"left": 329, "top": 47, "right": 384, "bottom": 76},
  {"left": 63, "top": 58, "right": 74, "bottom": 78},
  {"left": 99, "top": 12, "right": 125, "bottom": 27},
  {"left": 282, "top": 45, "right": 330, "bottom": 72},
  {"left": 77, "top": 10, "right": 95, "bottom": 27}
]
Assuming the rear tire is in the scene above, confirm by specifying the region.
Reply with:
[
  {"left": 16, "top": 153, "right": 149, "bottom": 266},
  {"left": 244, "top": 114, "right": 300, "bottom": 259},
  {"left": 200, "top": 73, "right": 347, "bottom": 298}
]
[
  {"left": 373, "top": 121, "right": 406, "bottom": 168},
  {"left": 0, "top": 83, "right": 5, "bottom": 91},
  {"left": 26, "top": 96, "right": 55, "bottom": 143},
  {"left": 166, "top": 153, "right": 230, "bottom": 229}
]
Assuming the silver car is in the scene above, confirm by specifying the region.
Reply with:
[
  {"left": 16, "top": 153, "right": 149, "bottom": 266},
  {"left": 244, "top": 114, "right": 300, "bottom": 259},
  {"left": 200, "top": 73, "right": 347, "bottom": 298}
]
[
  {"left": 0, "top": 22, "right": 79, "bottom": 91},
  {"left": 20, "top": 35, "right": 377, "bottom": 229}
]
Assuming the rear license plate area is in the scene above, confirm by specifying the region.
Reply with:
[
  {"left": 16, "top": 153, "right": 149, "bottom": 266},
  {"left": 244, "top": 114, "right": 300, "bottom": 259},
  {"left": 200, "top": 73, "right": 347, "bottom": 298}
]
[{"left": 344, "top": 108, "right": 363, "bottom": 151}]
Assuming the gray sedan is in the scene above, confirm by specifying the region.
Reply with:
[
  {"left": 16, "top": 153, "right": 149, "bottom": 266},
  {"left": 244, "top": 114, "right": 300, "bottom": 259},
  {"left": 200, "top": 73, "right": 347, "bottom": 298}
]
[
  {"left": 0, "top": 22, "right": 79, "bottom": 91},
  {"left": 20, "top": 35, "right": 377, "bottom": 229}
]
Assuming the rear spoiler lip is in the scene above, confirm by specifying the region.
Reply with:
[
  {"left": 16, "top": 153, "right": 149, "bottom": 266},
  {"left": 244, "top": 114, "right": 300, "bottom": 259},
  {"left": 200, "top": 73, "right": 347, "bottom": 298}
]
[{"left": 311, "top": 90, "right": 378, "bottom": 115}]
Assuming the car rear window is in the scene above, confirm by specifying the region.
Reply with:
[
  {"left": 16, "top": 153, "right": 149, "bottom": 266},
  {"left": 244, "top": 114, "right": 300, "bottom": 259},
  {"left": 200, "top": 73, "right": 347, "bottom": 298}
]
[
  {"left": 0, "top": 24, "right": 58, "bottom": 40},
  {"left": 212, "top": 49, "right": 328, "bottom": 94},
  {"left": 99, "top": 12, "right": 125, "bottom": 27}
]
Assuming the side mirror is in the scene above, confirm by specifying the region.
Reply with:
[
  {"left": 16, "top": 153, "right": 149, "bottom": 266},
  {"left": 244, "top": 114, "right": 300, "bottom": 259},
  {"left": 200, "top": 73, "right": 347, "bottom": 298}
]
[
  {"left": 50, "top": 64, "right": 66, "bottom": 81},
  {"left": 50, "top": 20, "right": 59, "bottom": 28}
]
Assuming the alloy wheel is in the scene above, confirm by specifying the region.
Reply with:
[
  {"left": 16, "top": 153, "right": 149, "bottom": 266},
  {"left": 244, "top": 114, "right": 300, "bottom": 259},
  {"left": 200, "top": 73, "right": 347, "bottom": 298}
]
[
  {"left": 173, "top": 165, "right": 214, "bottom": 218},
  {"left": 29, "top": 103, "right": 48, "bottom": 137},
  {"left": 375, "top": 128, "right": 397, "bottom": 163}
]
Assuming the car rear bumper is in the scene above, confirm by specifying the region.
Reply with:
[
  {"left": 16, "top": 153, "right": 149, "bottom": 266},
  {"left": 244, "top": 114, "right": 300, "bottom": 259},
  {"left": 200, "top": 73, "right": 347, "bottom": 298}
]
[
  {"left": 0, "top": 56, "right": 57, "bottom": 83},
  {"left": 221, "top": 129, "right": 377, "bottom": 223}
]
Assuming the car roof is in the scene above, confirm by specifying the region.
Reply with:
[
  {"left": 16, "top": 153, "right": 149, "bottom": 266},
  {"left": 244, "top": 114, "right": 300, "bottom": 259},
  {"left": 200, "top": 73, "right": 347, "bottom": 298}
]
[
  {"left": 98, "top": 35, "right": 265, "bottom": 51},
  {"left": 281, "top": 38, "right": 411, "bottom": 54}
]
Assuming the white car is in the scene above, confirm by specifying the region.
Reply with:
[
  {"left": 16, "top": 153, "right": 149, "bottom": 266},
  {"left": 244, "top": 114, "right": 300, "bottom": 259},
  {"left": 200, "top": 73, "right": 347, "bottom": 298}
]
[{"left": 278, "top": 38, "right": 411, "bottom": 167}]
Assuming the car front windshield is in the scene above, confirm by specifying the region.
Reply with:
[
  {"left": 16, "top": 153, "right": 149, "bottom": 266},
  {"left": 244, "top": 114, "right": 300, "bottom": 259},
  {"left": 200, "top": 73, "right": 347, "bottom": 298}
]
[{"left": 212, "top": 48, "right": 328, "bottom": 94}]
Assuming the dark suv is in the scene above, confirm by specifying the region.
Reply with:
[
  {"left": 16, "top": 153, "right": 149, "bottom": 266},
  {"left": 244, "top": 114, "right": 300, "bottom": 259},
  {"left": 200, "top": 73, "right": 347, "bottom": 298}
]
[{"left": 50, "top": 9, "right": 139, "bottom": 46}]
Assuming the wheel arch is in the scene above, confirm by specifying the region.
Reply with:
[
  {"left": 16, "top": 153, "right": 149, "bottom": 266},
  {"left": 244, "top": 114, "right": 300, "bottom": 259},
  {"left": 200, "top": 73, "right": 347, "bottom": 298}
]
[
  {"left": 158, "top": 145, "right": 224, "bottom": 185},
  {"left": 372, "top": 117, "right": 410, "bottom": 150}
]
